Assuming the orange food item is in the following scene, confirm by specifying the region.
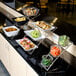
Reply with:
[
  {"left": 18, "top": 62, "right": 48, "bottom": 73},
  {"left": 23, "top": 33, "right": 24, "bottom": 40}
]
[
  {"left": 5, "top": 28, "right": 17, "bottom": 32},
  {"left": 50, "top": 46, "right": 61, "bottom": 57}
]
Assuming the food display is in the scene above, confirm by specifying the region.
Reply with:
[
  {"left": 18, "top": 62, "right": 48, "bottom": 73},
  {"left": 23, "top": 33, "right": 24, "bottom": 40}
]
[
  {"left": 1, "top": 4, "right": 72, "bottom": 73},
  {"left": 41, "top": 54, "right": 54, "bottom": 71},
  {"left": 5, "top": 27, "right": 17, "bottom": 32},
  {"left": 30, "top": 30, "right": 41, "bottom": 38},
  {"left": 14, "top": 17, "right": 26, "bottom": 22},
  {"left": 28, "top": 21, "right": 56, "bottom": 31},
  {"left": 2, "top": 26, "right": 20, "bottom": 37},
  {"left": 58, "top": 35, "right": 70, "bottom": 47},
  {"left": 16, "top": 37, "right": 38, "bottom": 51},
  {"left": 23, "top": 7, "right": 39, "bottom": 16},
  {"left": 24, "top": 30, "right": 45, "bottom": 41},
  {"left": 35, "top": 21, "right": 51, "bottom": 30},
  {"left": 42, "top": 55, "right": 52, "bottom": 67},
  {"left": 50, "top": 45, "right": 61, "bottom": 57}
]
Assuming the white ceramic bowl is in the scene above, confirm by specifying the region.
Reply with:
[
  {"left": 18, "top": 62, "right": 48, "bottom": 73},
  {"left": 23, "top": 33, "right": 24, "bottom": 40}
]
[{"left": 3, "top": 26, "right": 20, "bottom": 37}]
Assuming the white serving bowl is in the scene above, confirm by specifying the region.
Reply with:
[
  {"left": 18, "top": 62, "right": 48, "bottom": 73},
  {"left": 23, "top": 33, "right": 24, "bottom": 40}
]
[{"left": 3, "top": 26, "right": 20, "bottom": 37}]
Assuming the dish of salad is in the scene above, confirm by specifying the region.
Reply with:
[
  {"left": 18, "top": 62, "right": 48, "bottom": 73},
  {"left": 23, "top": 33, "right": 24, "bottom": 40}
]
[{"left": 50, "top": 45, "right": 61, "bottom": 57}]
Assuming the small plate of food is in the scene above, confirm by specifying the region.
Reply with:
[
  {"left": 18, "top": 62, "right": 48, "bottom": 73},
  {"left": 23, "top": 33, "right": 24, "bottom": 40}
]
[
  {"left": 41, "top": 54, "right": 54, "bottom": 71},
  {"left": 58, "top": 35, "right": 72, "bottom": 49},
  {"left": 16, "top": 37, "right": 38, "bottom": 51},
  {"left": 28, "top": 21, "right": 56, "bottom": 31},
  {"left": 35, "top": 21, "right": 56, "bottom": 31},
  {"left": 22, "top": 6, "right": 39, "bottom": 17},
  {"left": 2, "top": 26, "right": 20, "bottom": 37},
  {"left": 24, "top": 30, "right": 45, "bottom": 41},
  {"left": 50, "top": 45, "right": 62, "bottom": 58},
  {"left": 12, "top": 16, "right": 27, "bottom": 25}
]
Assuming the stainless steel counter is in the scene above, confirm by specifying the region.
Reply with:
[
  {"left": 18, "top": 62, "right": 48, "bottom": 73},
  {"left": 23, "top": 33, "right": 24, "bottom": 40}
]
[{"left": 0, "top": 2, "right": 23, "bottom": 20}]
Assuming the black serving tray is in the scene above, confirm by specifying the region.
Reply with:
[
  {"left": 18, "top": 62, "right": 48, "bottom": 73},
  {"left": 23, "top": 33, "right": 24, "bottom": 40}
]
[{"left": 12, "top": 16, "right": 29, "bottom": 26}]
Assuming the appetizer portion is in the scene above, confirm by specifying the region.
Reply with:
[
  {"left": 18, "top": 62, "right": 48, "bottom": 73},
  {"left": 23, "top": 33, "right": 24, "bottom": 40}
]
[
  {"left": 58, "top": 35, "right": 70, "bottom": 47},
  {"left": 50, "top": 45, "right": 61, "bottom": 57},
  {"left": 20, "top": 37, "right": 35, "bottom": 50},
  {"left": 27, "top": 21, "right": 56, "bottom": 31},
  {"left": 5, "top": 27, "right": 17, "bottom": 32},
  {"left": 2, "top": 26, "right": 20, "bottom": 37},
  {"left": 35, "top": 21, "right": 51, "bottom": 30},
  {"left": 23, "top": 7, "right": 38, "bottom": 16},
  {"left": 42, "top": 55, "right": 52, "bottom": 67},
  {"left": 16, "top": 37, "right": 37, "bottom": 51},
  {"left": 41, "top": 54, "right": 54, "bottom": 71},
  {"left": 30, "top": 30, "right": 41, "bottom": 38},
  {"left": 24, "top": 30, "right": 45, "bottom": 41},
  {"left": 14, "top": 17, "right": 26, "bottom": 22}
]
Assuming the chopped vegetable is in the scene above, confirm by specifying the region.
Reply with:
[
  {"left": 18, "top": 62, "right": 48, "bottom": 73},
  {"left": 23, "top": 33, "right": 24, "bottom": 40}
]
[
  {"left": 50, "top": 45, "right": 61, "bottom": 57},
  {"left": 42, "top": 56, "right": 52, "bottom": 66},
  {"left": 30, "top": 30, "right": 41, "bottom": 38},
  {"left": 58, "top": 35, "right": 70, "bottom": 47}
]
